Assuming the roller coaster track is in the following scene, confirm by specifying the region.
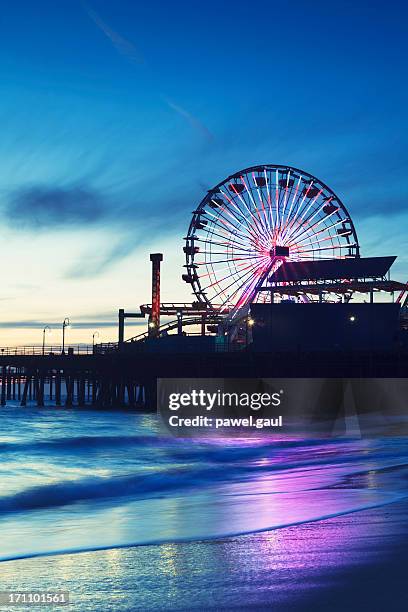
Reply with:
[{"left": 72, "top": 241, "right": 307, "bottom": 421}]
[
  {"left": 126, "top": 315, "right": 223, "bottom": 343},
  {"left": 94, "top": 315, "right": 224, "bottom": 354}
]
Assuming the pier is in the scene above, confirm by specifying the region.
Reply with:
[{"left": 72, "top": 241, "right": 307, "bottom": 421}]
[
  {"left": 0, "top": 341, "right": 407, "bottom": 411},
  {"left": 0, "top": 347, "right": 145, "bottom": 410},
  {"left": 1, "top": 164, "right": 407, "bottom": 410}
]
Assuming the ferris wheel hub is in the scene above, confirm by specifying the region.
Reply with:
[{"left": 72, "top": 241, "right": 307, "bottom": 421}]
[{"left": 271, "top": 245, "right": 290, "bottom": 257}]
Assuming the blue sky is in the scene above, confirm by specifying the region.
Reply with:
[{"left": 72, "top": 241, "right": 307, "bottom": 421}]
[{"left": 0, "top": 0, "right": 407, "bottom": 344}]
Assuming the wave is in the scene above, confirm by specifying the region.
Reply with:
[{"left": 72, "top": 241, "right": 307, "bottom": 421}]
[
  {"left": 0, "top": 490, "right": 406, "bottom": 564},
  {"left": 0, "top": 433, "right": 372, "bottom": 455},
  {"left": 0, "top": 466, "right": 239, "bottom": 514},
  {"left": 1, "top": 432, "right": 406, "bottom": 466},
  {"left": 0, "top": 434, "right": 172, "bottom": 454},
  {"left": 0, "top": 433, "right": 407, "bottom": 565},
  {"left": 0, "top": 450, "right": 407, "bottom": 515}
]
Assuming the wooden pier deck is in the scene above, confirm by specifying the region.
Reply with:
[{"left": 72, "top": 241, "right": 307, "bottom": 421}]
[{"left": 0, "top": 343, "right": 407, "bottom": 410}]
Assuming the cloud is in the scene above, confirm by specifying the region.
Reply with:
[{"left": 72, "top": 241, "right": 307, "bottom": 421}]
[
  {"left": 64, "top": 211, "right": 176, "bottom": 279},
  {"left": 83, "top": 4, "right": 213, "bottom": 141},
  {"left": 164, "top": 98, "right": 214, "bottom": 142},
  {"left": 84, "top": 3, "right": 144, "bottom": 65},
  {"left": 64, "top": 239, "right": 138, "bottom": 279},
  {"left": 0, "top": 314, "right": 129, "bottom": 329},
  {"left": 4, "top": 185, "right": 108, "bottom": 229}
]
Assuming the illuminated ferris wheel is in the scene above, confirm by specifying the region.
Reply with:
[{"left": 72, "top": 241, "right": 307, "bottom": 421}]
[{"left": 183, "top": 164, "right": 360, "bottom": 311}]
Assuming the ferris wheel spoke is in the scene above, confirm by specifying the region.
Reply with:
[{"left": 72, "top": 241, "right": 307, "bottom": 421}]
[
  {"left": 251, "top": 172, "right": 272, "bottom": 233},
  {"left": 198, "top": 258, "right": 262, "bottom": 279},
  {"left": 280, "top": 170, "right": 291, "bottom": 224},
  {"left": 291, "top": 232, "right": 350, "bottom": 251},
  {"left": 291, "top": 239, "right": 346, "bottom": 253},
  {"left": 284, "top": 195, "right": 328, "bottom": 244},
  {"left": 203, "top": 234, "right": 265, "bottom": 253},
  {"left": 266, "top": 168, "right": 276, "bottom": 234},
  {"left": 208, "top": 259, "right": 266, "bottom": 303},
  {"left": 298, "top": 202, "right": 340, "bottom": 236},
  {"left": 279, "top": 175, "right": 302, "bottom": 237},
  {"left": 275, "top": 168, "right": 283, "bottom": 232},
  {"left": 217, "top": 259, "right": 271, "bottom": 310},
  {"left": 198, "top": 216, "right": 250, "bottom": 242},
  {"left": 298, "top": 188, "right": 324, "bottom": 221},
  {"left": 207, "top": 210, "right": 248, "bottom": 237},
  {"left": 206, "top": 204, "right": 254, "bottom": 240},
  {"left": 220, "top": 189, "right": 268, "bottom": 246},
  {"left": 285, "top": 204, "right": 342, "bottom": 247},
  {"left": 281, "top": 180, "right": 314, "bottom": 239},
  {"left": 240, "top": 176, "right": 259, "bottom": 213},
  {"left": 240, "top": 176, "right": 273, "bottom": 247},
  {"left": 227, "top": 184, "right": 266, "bottom": 234},
  {"left": 202, "top": 269, "right": 253, "bottom": 298},
  {"left": 284, "top": 217, "right": 323, "bottom": 248},
  {"left": 294, "top": 218, "right": 346, "bottom": 248},
  {"left": 197, "top": 228, "right": 251, "bottom": 251},
  {"left": 292, "top": 244, "right": 356, "bottom": 255},
  {"left": 233, "top": 260, "right": 275, "bottom": 310},
  {"left": 282, "top": 214, "right": 324, "bottom": 248},
  {"left": 197, "top": 250, "right": 263, "bottom": 259},
  {"left": 202, "top": 258, "right": 263, "bottom": 292},
  {"left": 285, "top": 183, "right": 311, "bottom": 233},
  {"left": 196, "top": 232, "right": 259, "bottom": 253},
  {"left": 195, "top": 241, "right": 259, "bottom": 256},
  {"left": 284, "top": 190, "right": 324, "bottom": 243},
  {"left": 207, "top": 208, "right": 268, "bottom": 252},
  {"left": 217, "top": 190, "right": 257, "bottom": 235},
  {"left": 263, "top": 169, "right": 276, "bottom": 231},
  {"left": 195, "top": 253, "right": 262, "bottom": 266},
  {"left": 286, "top": 198, "right": 333, "bottom": 243},
  {"left": 289, "top": 232, "right": 337, "bottom": 253},
  {"left": 290, "top": 212, "right": 346, "bottom": 247}
]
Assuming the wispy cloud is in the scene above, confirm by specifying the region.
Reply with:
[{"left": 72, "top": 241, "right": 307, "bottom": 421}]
[
  {"left": 63, "top": 213, "right": 173, "bottom": 279},
  {"left": 84, "top": 3, "right": 144, "bottom": 65},
  {"left": 164, "top": 97, "right": 214, "bottom": 142},
  {"left": 83, "top": 3, "right": 213, "bottom": 141},
  {"left": 64, "top": 239, "right": 138, "bottom": 279},
  {"left": 0, "top": 310, "right": 141, "bottom": 329},
  {"left": 0, "top": 319, "right": 117, "bottom": 329}
]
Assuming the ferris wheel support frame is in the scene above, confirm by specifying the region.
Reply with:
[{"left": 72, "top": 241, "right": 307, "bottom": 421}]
[{"left": 183, "top": 164, "right": 360, "bottom": 311}]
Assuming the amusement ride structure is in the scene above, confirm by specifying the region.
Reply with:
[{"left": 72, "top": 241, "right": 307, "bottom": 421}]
[
  {"left": 183, "top": 164, "right": 360, "bottom": 310},
  {"left": 117, "top": 163, "right": 407, "bottom": 348},
  {"left": 1, "top": 164, "right": 406, "bottom": 410}
]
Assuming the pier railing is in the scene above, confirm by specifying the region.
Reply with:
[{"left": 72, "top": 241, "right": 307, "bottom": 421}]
[
  {"left": 94, "top": 342, "right": 119, "bottom": 354},
  {"left": 0, "top": 345, "right": 94, "bottom": 356}
]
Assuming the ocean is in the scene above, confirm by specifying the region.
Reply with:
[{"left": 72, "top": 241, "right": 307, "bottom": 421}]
[{"left": 0, "top": 403, "right": 407, "bottom": 610}]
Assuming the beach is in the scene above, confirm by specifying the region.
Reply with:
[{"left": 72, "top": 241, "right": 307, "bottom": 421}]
[
  {"left": 0, "top": 405, "right": 407, "bottom": 610},
  {"left": 1, "top": 497, "right": 407, "bottom": 611}
]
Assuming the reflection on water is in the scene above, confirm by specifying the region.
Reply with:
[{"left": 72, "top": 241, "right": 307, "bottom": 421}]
[
  {"left": 1, "top": 497, "right": 407, "bottom": 611},
  {"left": 0, "top": 404, "right": 406, "bottom": 566}
]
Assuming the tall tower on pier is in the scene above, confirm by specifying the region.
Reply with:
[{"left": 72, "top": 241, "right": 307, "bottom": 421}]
[{"left": 149, "top": 253, "right": 163, "bottom": 338}]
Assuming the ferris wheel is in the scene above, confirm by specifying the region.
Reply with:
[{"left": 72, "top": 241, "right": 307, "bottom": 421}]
[{"left": 183, "top": 164, "right": 360, "bottom": 311}]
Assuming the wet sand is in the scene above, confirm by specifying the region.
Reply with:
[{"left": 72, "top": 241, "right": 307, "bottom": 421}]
[{"left": 1, "top": 496, "right": 407, "bottom": 611}]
